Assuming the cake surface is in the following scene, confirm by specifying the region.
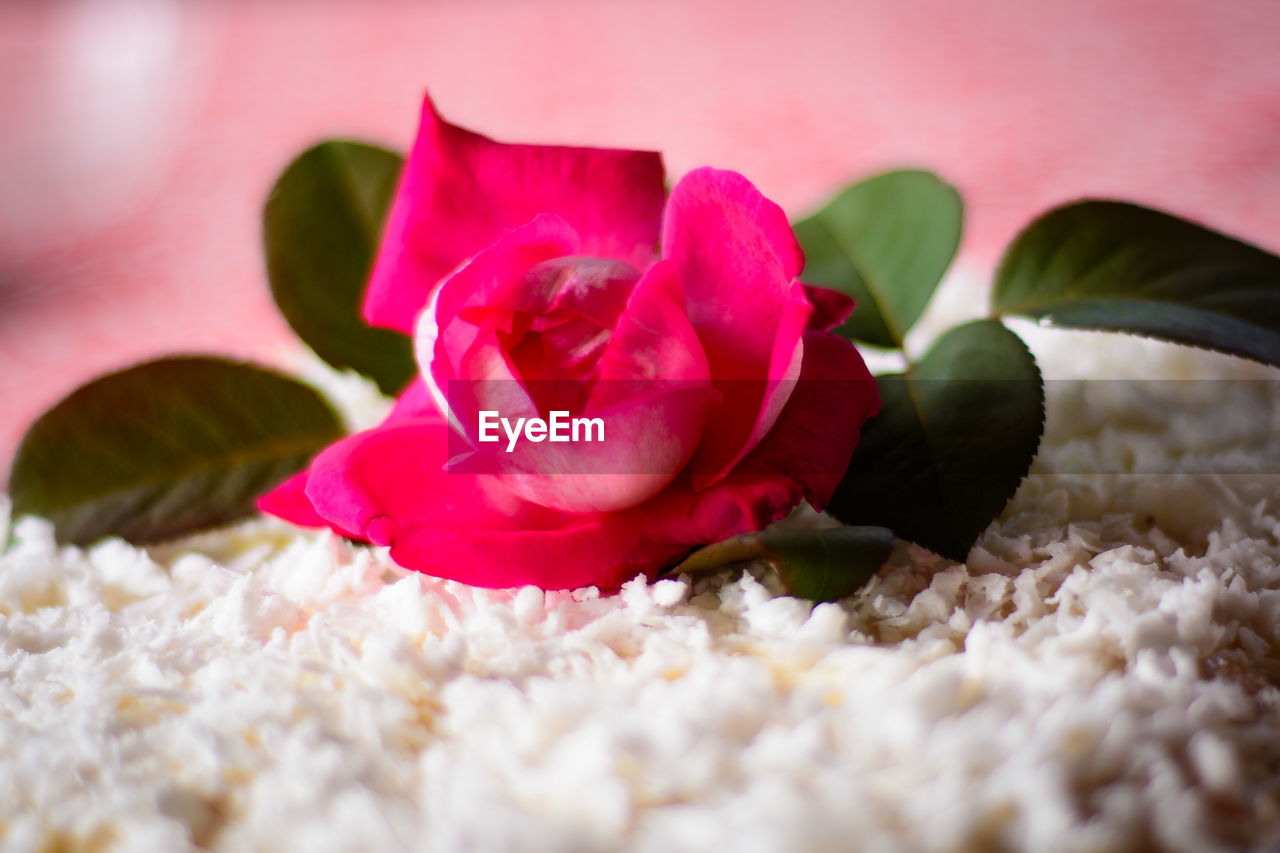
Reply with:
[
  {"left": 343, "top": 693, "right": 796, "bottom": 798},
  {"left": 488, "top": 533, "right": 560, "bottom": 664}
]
[{"left": 3, "top": 310, "right": 1280, "bottom": 851}]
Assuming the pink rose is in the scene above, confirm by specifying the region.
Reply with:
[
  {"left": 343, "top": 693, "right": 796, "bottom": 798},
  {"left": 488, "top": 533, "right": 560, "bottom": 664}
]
[{"left": 260, "top": 95, "right": 880, "bottom": 591}]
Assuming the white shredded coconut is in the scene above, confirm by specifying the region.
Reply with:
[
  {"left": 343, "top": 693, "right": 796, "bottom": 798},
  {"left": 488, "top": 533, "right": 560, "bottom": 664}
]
[{"left": 3, "top": 297, "right": 1280, "bottom": 851}]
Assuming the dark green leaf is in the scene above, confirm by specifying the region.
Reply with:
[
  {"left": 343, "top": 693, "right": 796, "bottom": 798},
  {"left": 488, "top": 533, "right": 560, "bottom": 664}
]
[
  {"left": 793, "top": 169, "right": 963, "bottom": 349},
  {"left": 670, "top": 526, "right": 895, "bottom": 603},
  {"left": 992, "top": 200, "right": 1280, "bottom": 366},
  {"left": 9, "top": 357, "right": 345, "bottom": 546},
  {"left": 265, "top": 140, "right": 415, "bottom": 394},
  {"left": 826, "top": 320, "right": 1044, "bottom": 561}
]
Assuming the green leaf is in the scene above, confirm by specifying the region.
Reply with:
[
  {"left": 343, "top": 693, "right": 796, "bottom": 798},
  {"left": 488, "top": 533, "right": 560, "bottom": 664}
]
[
  {"left": 826, "top": 320, "right": 1044, "bottom": 561},
  {"left": 992, "top": 200, "right": 1280, "bottom": 366},
  {"left": 792, "top": 169, "right": 963, "bottom": 349},
  {"left": 264, "top": 140, "right": 415, "bottom": 395},
  {"left": 9, "top": 357, "right": 345, "bottom": 546},
  {"left": 670, "top": 526, "right": 895, "bottom": 603}
]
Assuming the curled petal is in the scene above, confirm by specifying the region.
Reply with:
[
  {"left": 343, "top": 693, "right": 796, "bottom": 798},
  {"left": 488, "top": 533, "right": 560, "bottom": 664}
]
[
  {"left": 594, "top": 260, "right": 708, "bottom": 387},
  {"left": 364, "top": 95, "right": 666, "bottom": 333},
  {"left": 502, "top": 255, "right": 641, "bottom": 330},
  {"left": 662, "top": 167, "right": 814, "bottom": 487},
  {"left": 802, "top": 284, "right": 857, "bottom": 331}
]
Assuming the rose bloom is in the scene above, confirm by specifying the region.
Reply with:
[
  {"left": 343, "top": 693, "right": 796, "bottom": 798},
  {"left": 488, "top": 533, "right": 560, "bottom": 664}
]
[{"left": 261, "top": 95, "right": 880, "bottom": 591}]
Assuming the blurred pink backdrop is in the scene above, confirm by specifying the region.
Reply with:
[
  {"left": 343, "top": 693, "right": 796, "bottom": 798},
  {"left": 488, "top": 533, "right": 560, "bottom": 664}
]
[{"left": 2, "top": 0, "right": 1279, "bottom": 478}]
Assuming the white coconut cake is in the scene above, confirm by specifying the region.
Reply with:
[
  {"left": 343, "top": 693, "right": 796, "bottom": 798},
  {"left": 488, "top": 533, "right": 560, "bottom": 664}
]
[{"left": 2, "top": 284, "right": 1280, "bottom": 852}]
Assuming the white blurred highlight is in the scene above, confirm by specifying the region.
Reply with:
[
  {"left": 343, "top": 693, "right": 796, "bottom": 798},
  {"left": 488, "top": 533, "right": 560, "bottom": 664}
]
[{"left": 0, "top": 0, "right": 194, "bottom": 250}]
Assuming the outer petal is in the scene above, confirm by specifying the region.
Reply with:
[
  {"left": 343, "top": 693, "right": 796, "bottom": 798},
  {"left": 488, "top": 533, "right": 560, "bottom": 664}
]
[
  {"left": 627, "top": 473, "right": 805, "bottom": 570},
  {"left": 662, "top": 167, "right": 813, "bottom": 486},
  {"left": 386, "top": 471, "right": 804, "bottom": 592},
  {"left": 388, "top": 516, "right": 650, "bottom": 591},
  {"left": 301, "top": 410, "right": 566, "bottom": 547},
  {"left": 364, "top": 95, "right": 666, "bottom": 333},
  {"left": 257, "top": 377, "right": 439, "bottom": 530},
  {"left": 802, "top": 284, "right": 857, "bottom": 331},
  {"left": 733, "top": 330, "right": 881, "bottom": 508},
  {"left": 291, "top": 407, "right": 652, "bottom": 590},
  {"left": 386, "top": 377, "right": 440, "bottom": 422},
  {"left": 257, "top": 471, "right": 327, "bottom": 529},
  {"left": 665, "top": 168, "right": 805, "bottom": 281}
]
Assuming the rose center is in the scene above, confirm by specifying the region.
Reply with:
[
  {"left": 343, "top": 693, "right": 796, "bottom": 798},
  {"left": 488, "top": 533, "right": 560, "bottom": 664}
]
[{"left": 496, "top": 255, "right": 642, "bottom": 414}]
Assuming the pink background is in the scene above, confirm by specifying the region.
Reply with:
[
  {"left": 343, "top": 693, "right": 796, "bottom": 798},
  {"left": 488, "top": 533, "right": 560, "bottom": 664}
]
[{"left": 2, "top": 0, "right": 1279, "bottom": 479}]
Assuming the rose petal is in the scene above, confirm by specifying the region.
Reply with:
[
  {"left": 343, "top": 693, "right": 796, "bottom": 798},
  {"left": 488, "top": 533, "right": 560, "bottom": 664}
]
[
  {"left": 382, "top": 469, "right": 805, "bottom": 592},
  {"left": 494, "top": 256, "right": 644, "bottom": 392},
  {"left": 594, "top": 260, "right": 707, "bottom": 387},
  {"left": 294, "top": 409, "right": 653, "bottom": 590},
  {"left": 733, "top": 330, "right": 881, "bottom": 508},
  {"left": 302, "top": 410, "right": 566, "bottom": 546},
  {"left": 456, "top": 262, "right": 716, "bottom": 513},
  {"left": 385, "top": 377, "right": 440, "bottom": 422},
  {"left": 426, "top": 214, "right": 581, "bottom": 343},
  {"left": 461, "top": 380, "right": 713, "bottom": 514},
  {"left": 364, "top": 95, "right": 666, "bottom": 333},
  {"left": 502, "top": 255, "right": 641, "bottom": 330},
  {"left": 662, "top": 167, "right": 813, "bottom": 486},
  {"left": 386, "top": 514, "right": 651, "bottom": 591},
  {"left": 257, "top": 470, "right": 328, "bottom": 529},
  {"left": 416, "top": 215, "right": 579, "bottom": 432},
  {"left": 802, "top": 284, "right": 857, "bottom": 331},
  {"left": 258, "top": 377, "right": 438, "bottom": 531},
  {"left": 665, "top": 168, "right": 805, "bottom": 281}
]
